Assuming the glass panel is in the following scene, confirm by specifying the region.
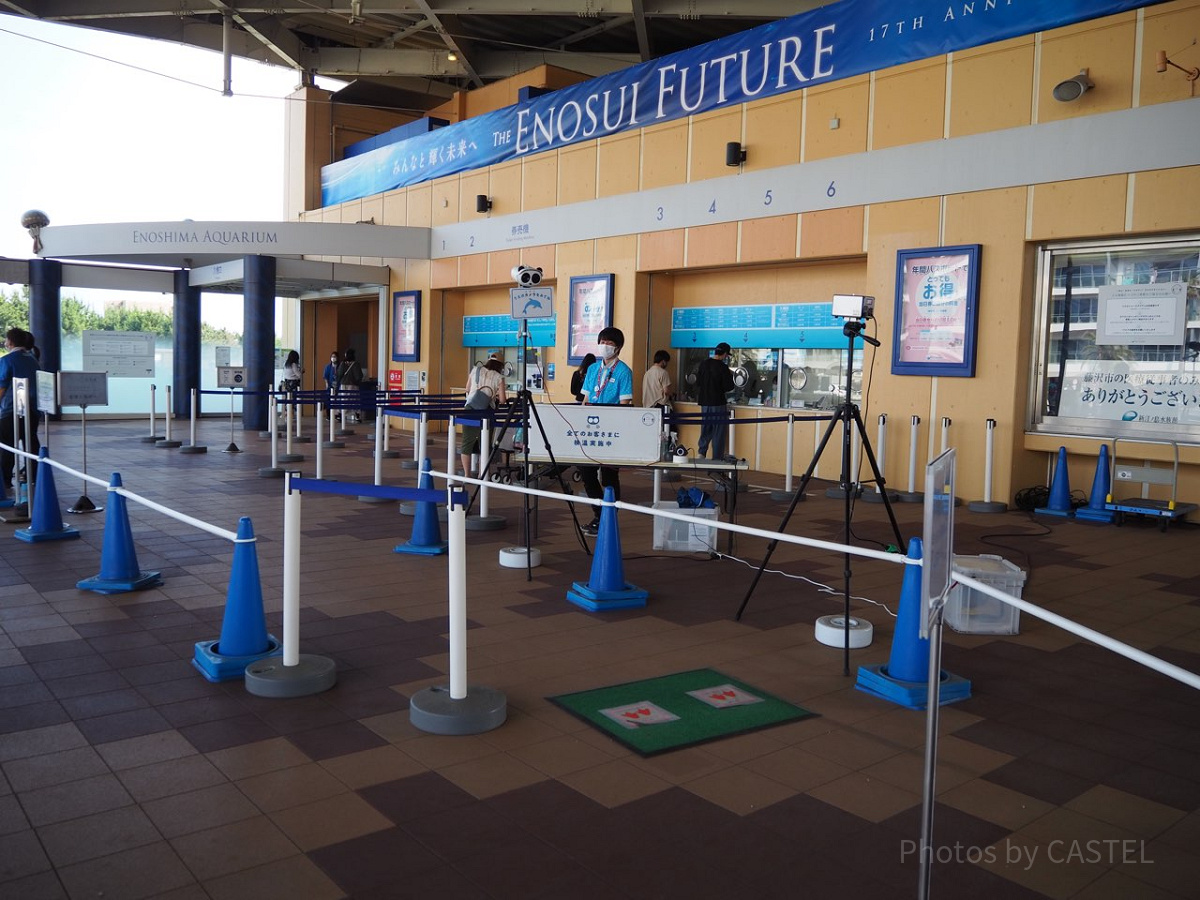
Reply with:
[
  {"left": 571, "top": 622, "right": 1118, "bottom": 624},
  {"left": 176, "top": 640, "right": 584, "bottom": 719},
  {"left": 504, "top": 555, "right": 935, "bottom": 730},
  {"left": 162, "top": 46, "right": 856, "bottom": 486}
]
[
  {"left": 678, "top": 346, "right": 862, "bottom": 408},
  {"left": 1034, "top": 237, "right": 1200, "bottom": 440}
]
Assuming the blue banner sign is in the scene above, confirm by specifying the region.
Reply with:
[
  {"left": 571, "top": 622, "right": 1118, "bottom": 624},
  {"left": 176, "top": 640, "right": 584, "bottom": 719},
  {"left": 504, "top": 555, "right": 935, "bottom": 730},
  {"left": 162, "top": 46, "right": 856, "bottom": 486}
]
[
  {"left": 463, "top": 314, "right": 556, "bottom": 348},
  {"left": 671, "top": 302, "right": 849, "bottom": 349},
  {"left": 322, "top": 0, "right": 1161, "bottom": 205}
]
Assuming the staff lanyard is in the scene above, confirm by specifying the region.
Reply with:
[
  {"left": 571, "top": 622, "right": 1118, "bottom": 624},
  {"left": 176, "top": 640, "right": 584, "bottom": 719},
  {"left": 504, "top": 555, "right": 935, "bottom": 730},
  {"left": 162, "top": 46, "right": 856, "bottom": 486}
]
[{"left": 592, "top": 360, "right": 617, "bottom": 400}]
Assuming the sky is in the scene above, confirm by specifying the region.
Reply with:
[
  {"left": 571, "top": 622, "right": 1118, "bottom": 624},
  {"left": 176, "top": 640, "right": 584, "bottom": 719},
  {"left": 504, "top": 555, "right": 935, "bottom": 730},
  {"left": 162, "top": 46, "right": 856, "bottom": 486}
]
[{"left": 0, "top": 16, "right": 341, "bottom": 329}]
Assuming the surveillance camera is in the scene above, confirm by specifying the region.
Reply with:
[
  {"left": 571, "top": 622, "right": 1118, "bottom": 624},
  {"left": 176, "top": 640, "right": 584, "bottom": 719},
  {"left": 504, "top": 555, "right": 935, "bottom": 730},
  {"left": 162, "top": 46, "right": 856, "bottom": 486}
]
[{"left": 511, "top": 265, "right": 543, "bottom": 287}]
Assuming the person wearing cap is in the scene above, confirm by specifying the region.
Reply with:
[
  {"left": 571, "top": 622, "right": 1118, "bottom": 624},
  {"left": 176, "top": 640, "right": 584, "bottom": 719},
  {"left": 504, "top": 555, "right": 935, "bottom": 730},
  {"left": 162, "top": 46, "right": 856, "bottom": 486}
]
[
  {"left": 578, "top": 326, "right": 633, "bottom": 535},
  {"left": 694, "top": 341, "right": 735, "bottom": 459}
]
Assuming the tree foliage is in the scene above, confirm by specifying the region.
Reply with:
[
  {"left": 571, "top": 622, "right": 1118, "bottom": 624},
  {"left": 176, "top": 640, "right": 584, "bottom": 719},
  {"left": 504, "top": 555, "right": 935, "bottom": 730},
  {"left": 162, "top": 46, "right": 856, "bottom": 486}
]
[{"left": 0, "top": 287, "right": 242, "bottom": 342}]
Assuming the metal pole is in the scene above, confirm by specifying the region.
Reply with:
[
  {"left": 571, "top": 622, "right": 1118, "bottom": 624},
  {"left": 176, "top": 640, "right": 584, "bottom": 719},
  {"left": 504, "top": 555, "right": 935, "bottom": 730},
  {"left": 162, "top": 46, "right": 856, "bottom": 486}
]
[
  {"left": 480, "top": 416, "right": 492, "bottom": 518},
  {"left": 917, "top": 607, "right": 946, "bottom": 900},
  {"left": 447, "top": 416, "right": 457, "bottom": 484},
  {"left": 315, "top": 402, "right": 325, "bottom": 480},
  {"left": 373, "top": 407, "right": 384, "bottom": 485},
  {"left": 164, "top": 387, "right": 173, "bottom": 443},
  {"left": 875, "top": 414, "right": 887, "bottom": 494},
  {"left": 784, "top": 413, "right": 795, "bottom": 493},
  {"left": 189, "top": 389, "right": 198, "bottom": 446},
  {"left": 907, "top": 415, "right": 920, "bottom": 494},
  {"left": 983, "top": 419, "right": 996, "bottom": 503},
  {"left": 282, "top": 472, "right": 301, "bottom": 667},
  {"left": 940, "top": 417, "right": 951, "bottom": 455}
]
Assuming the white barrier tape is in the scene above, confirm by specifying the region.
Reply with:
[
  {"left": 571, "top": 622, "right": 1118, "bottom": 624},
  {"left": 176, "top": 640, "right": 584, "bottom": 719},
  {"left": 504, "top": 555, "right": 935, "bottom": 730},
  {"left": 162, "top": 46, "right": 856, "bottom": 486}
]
[
  {"left": 0, "top": 440, "right": 108, "bottom": 490},
  {"left": 109, "top": 486, "right": 239, "bottom": 543},
  {"left": 429, "top": 469, "right": 913, "bottom": 567},
  {"left": 953, "top": 573, "right": 1200, "bottom": 692}
]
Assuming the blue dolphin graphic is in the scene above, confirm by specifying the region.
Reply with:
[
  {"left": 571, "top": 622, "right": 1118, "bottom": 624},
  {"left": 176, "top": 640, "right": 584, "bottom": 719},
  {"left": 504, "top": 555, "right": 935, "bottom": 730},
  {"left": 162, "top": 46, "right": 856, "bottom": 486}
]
[{"left": 522, "top": 298, "right": 543, "bottom": 315}]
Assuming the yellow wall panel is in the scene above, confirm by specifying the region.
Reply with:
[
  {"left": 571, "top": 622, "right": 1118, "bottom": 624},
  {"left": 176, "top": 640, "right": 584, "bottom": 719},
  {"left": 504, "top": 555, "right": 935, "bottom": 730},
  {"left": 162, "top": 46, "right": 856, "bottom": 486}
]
[
  {"left": 407, "top": 184, "right": 432, "bottom": 227},
  {"left": 740, "top": 215, "right": 798, "bottom": 264},
  {"left": 523, "top": 153, "right": 559, "bottom": 211},
  {"left": 949, "top": 37, "right": 1035, "bottom": 137},
  {"left": 1139, "top": 2, "right": 1200, "bottom": 106},
  {"left": 803, "top": 76, "right": 869, "bottom": 161},
  {"left": 685, "top": 223, "right": 738, "bottom": 268},
  {"left": 559, "top": 144, "right": 597, "bottom": 204},
  {"left": 1030, "top": 175, "right": 1128, "bottom": 239},
  {"left": 488, "top": 249, "right": 520, "bottom": 286},
  {"left": 690, "top": 107, "right": 742, "bottom": 182},
  {"left": 799, "top": 206, "right": 864, "bottom": 259},
  {"left": 430, "top": 176, "right": 459, "bottom": 226},
  {"left": 431, "top": 257, "right": 458, "bottom": 290},
  {"left": 522, "top": 246, "right": 556, "bottom": 283},
  {"left": 458, "top": 170, "right": 489, "bottom": 222},
  {"left": 596, "top": 133, "right": 641, "bottom": 197},
  {"left": 1038, "top": 11, "right": 1136, "bottom": 121},
  {"left": 641, "top": 121, "right": 689, "bottom": 190},
  {"left": 458, "top": 253, "right": 488, "bottom": 288},
  {"left": 382, "top": 188, "right": 407, "bottom": 227},
  {"left": 639, "top": 229, "right": 685, "bottom": 272},
  {"left": 873, "top": 58, "right": 947, "bottom": 150},
  {"left": 744, "top": 95, "right": 802, "bottom": 172},
  {"left": 489, "top": 160, "right": 522, "bottom": 217},
  {"left": 1132, "top": 167, "right": 1200, "bottom": 232}
]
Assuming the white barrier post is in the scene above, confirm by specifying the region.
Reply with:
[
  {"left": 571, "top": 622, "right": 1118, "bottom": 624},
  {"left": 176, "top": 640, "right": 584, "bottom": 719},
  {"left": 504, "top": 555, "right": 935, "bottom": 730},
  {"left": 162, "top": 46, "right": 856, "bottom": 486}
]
[
  {"left": 158, "top": 386, "right": 181, "bottom": 448},
  {"left": 180, "top": 388, "right": 206, "bottom": 454},
  {"left": 448, "top": 494, "right": 467, "bottom": 698},
  {"left": 769, "top": 412, "right": 797, "bottom": 501},
  {"left": 315, "top": 402, "right": 325, "bottom": 480},
  {"left": 968, "top": 418, "right": 1008, "bottom": 513},
  {"left": 479, "top": 416, "right": 492, "bottom": 517},
  {"left": 259, "top": 394, "right": 283, "bottom": 477},
  {"left": 142, "top": 384, "right": 160, "bottom": 443},
  {"left": 898, "top": 415, "right": 922, "bottom": 501},
  {"left": 941, "top": 416, "right": 952, "bottom": 454},
  {"left": 283, "top": 474, "right": 301, "bottom": 666},
  {"left": 447, "top": 416, "right": 457, "bottom": 483},
  {"left": 875, "top": 414, "right": 887, "bottom": 492},
  {"left": 418, "top": 413, "right": 428, "bottom": 464}
]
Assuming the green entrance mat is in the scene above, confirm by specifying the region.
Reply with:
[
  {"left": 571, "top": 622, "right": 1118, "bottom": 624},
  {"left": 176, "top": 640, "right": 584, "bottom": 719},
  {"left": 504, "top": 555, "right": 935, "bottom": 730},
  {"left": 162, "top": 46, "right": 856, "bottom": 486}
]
[{"left": 549, "top": 668, "right": 817, "bottom": 756}]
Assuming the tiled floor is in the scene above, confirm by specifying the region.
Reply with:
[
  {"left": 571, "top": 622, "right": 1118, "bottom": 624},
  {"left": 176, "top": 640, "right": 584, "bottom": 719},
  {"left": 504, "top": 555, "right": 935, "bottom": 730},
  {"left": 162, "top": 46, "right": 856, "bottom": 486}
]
[{"left": 1, "top": 417, "right": 1197, "bottom": 899}]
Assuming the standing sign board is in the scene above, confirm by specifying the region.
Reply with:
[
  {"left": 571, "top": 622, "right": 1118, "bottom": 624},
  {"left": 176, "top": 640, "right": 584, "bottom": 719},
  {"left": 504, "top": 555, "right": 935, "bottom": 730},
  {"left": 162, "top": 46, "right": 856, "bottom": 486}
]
[
  {"left": 217, "top": 366, "right": 247, "bottom": 389},
  {"left": 82, "top": 330, "right": 156, "bottom": 377},
  {"left": 510, "top": 286, "right": 554, "bottom": 319},
  {"left": 36, "top": 371, "right": 57, "bottom": 416},
  {"left": 58, "top": 372, "right": 109, "bottom": 408},
  {"left": 526, "top": 406, "right": 662, "bottom": 466}
]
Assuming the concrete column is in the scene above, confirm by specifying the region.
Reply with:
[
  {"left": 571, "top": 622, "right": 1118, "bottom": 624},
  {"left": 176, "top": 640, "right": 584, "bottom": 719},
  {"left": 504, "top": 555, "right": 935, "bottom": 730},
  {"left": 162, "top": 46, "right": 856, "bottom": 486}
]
[
  {"left": 242, "top": 255, "right": 276, "bottom": 432},
  {"left": 173, "top": 269, "right": 202, "bottom": 418}
]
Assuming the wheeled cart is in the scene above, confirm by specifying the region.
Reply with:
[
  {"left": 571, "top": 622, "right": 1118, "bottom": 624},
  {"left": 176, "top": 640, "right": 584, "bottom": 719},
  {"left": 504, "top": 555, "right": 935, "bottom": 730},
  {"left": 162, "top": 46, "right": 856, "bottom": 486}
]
[{"left": 1105, "top": 438, "right": 1197, "bottom": 531}]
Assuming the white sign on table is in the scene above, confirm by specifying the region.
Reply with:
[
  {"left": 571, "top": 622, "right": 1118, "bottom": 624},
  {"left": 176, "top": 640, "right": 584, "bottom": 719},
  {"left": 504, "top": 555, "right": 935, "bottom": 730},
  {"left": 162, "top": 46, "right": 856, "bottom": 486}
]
[{"left": 526, "top": 405, "right": 662, "bottom": 466}]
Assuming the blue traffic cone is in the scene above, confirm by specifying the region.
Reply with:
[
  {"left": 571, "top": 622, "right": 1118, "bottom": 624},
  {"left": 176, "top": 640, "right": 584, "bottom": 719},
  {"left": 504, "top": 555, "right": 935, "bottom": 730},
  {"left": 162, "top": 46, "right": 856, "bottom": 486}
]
[
  {"left": 567, "top": 487, "right": 648, "bottom": 611},
  {"left": 15, "top": 449, "right": 80, "bottom": 543},
  {"left": 193, "top": 517, "right": 281, "bottom": 682},
  {"left": 395, "top": 459, "right": 448, "bottom": 555},
  {"left": 77, "top": 473, "right": 163, "bottom": 594},
  {"left": 1075, "top": 445, "right": 1116, "bottom": 523},
  {"left": 1035, "top": 446, "right": 1074, "bottom": 518},
  {"left": 855, "top": 538, "right": 971, "bottom": 709}
]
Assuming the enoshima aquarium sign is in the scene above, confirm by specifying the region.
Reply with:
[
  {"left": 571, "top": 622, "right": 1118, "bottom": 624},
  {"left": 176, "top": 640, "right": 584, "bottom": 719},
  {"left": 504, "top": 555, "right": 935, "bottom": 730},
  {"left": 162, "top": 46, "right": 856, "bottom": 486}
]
[{"left": 322, "top": 0, "right": 1166, "bottom": 205}]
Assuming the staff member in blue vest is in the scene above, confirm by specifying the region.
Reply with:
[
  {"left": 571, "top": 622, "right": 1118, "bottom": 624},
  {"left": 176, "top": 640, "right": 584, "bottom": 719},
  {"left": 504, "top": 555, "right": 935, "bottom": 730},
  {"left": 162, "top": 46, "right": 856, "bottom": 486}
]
[
  {"left": 579, "top": 326, "right": 633, "bottom": 535},
  {"left": 0, "top": 328, "right": 40, "bottom": 490}
]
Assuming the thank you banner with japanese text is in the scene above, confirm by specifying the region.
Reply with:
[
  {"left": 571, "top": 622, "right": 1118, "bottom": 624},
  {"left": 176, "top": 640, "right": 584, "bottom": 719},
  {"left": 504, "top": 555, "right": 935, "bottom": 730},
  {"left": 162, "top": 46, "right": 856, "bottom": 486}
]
[{"left": 322, "top": 0, "right": 1164, "bottom": 205}]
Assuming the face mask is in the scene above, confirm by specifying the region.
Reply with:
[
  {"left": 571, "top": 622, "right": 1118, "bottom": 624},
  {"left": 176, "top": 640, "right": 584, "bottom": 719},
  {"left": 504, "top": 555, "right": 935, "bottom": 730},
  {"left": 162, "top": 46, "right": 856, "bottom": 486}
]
[{"left": 600, "top": 344, "right": 617, "bottom": 360}]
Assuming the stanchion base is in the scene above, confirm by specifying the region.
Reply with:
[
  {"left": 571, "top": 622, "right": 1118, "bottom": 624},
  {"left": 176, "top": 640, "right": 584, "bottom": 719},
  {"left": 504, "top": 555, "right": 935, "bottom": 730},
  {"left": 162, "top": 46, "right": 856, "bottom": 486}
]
[
  {"left": 375, "top": 450, "right": 403, "bottom": 459},
  {"left": 466, "top": 515, "right": 506, "bottom": 531},
  {"left": 15, "top": 525, "right": 81, "bottom": 543},
  {"left": 244, "top": 654, "right": 337, "bottom": 697},
  {"left": 292, "top": 436, "right": 313, "bottom": 444},
  {"left": 825, "top": 485, "right": 863, "bottom": 500},
  {"left": 359, "top": 494, "right": 395, "bottom": 504},
  {"left": 278, "top": 453, "right": 305, "bottom": 463},
  {"left": 223, "top": 444, "right": 242, "bottom": 454},
  {"left": 192, "top": 635, "right": 282, "bottom": 683},
  {"left": 140, "top": 435, "right": 163, "bottom": 443},
  {"left": 499, "top": 546, "right": 541, "bottom": 568},
  {"left": 862, "top": 490, "right": 900, "bottom": 505},
  {"left": 770, "top": 489, "right": 803, "bottom": 502},
  {"left": 157, "top": 440, "right": 182, "bottom": 449},
  {"left": 896, "top": 491, "right": 924, "bottom": 503},
  {"left": 321, "top": 441, "right": 345, "bottom": 450},
  {"left": 409, "top": 685, "right": 507, "bottom": 735},
  {"left": 179, "top": 445, "right": 208, "bottom": 455},
  {"left": 400, "top": 459, "right": 419, "bottom": 469},
  {"left": 334, "top": 429, "right": 356, "bottom": 437},
  {"left": 67, "top": 495, "right": 103, "bottom": 514},
  {"left": 814, "top": 614, "right": 873, "bottom": 648},
  {"left": 968, "top": 500, "right": 1009, "bottom": 514},
  {"left": 258, "top": 467, "right": 287, "bottom": 478}
]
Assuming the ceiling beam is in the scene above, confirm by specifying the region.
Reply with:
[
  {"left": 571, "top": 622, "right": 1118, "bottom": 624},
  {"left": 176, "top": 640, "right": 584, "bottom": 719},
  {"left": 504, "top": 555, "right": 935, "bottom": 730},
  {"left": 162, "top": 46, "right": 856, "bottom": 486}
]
[
  {"left": 630, "top": 0, "right": 650, "bottom": 62},
  {"left": 409, "top": 0, "right": 481, "bottom": 89},
  {"left": 206, "top": 0, "right": 305, "bottom": 70},
  {"left": 311, "top": 46, "right": 639, "bottom": 80}
]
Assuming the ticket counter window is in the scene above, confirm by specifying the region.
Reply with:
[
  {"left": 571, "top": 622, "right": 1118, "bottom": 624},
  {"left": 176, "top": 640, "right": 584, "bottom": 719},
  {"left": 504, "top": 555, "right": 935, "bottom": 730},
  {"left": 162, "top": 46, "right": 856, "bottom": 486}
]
[{"left": 678, "top": 346, "right": 860, "bottom": 408}]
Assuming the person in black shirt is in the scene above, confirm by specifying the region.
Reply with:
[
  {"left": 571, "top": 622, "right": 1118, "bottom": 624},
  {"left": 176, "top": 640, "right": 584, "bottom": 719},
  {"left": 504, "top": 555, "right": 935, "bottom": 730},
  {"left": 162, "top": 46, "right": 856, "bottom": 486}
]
[
  {"left": 570, "top": 353, "right": 596, "bottom": 403},
  {"left": 694, "top": 342, "right": 735, "bottom": 459}
]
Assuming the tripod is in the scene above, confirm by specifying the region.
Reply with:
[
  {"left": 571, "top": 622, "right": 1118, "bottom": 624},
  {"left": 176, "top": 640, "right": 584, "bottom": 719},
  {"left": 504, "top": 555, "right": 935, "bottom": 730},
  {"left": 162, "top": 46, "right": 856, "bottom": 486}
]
[
  {"left": 735, "top": 318, "right": 904, "bottom": 676},
  {"left": 466, "top": 322, "right": 586, "bottom": 579}
]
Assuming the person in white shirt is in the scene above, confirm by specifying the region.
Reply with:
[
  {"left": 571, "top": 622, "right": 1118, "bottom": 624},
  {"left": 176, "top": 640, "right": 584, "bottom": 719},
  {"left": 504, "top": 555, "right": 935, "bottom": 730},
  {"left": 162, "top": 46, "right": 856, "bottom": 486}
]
[{"left": 642, "top": 349, "right": 672, "bottom": 409}]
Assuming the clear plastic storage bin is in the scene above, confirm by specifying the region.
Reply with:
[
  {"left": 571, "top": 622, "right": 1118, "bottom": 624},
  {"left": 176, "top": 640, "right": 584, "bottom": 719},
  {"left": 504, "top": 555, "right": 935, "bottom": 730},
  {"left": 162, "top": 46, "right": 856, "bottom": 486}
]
[
  {"left": 652, "top": 502, "right": 719, "bottom": 553},
  {"left": 944, "top": 554, "right": 1025, "bottom": 635}
]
